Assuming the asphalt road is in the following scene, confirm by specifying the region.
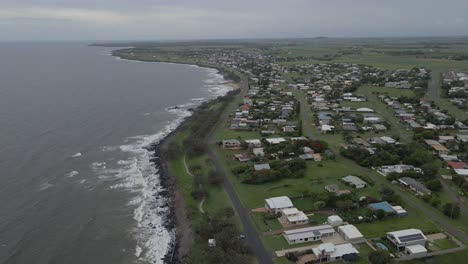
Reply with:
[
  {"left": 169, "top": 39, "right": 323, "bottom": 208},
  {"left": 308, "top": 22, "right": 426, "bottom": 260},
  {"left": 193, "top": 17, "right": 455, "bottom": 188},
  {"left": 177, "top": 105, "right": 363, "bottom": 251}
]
[
  {"left": 437, "top": 175, "right": 468, "bottom": 217},
  {"left": 205, "top": 74, "right": 274, "bottom": 264},
  {"left": 427, "top": 72, "right": 439, "bottom": 101}
]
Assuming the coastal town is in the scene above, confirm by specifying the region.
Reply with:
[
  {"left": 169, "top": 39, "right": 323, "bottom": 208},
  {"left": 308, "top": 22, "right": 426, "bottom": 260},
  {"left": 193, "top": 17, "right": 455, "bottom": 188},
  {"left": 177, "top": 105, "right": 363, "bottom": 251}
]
[{"left": 114, "top": 39, "right": 468, "bottom": 264}]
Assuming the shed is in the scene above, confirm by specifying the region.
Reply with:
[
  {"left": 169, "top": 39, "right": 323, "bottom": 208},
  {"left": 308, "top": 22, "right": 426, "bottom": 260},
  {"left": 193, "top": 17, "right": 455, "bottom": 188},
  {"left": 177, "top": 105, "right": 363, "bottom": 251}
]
[
  {"left": 338, "top": 225, "right": 365, "bottom": 242},
  {"left": 405, "top": 244, "right": 427, "bottom": 258},
  {"left": 327, "top": 215, "right": 343, "bottom": 226}
]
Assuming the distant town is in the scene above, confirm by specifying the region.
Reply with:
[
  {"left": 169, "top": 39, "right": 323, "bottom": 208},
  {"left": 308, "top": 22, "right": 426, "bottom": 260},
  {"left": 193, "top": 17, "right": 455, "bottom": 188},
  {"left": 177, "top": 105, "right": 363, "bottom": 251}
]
[{"left": 113, "top": 37, "right": 468, "bottom": 264}]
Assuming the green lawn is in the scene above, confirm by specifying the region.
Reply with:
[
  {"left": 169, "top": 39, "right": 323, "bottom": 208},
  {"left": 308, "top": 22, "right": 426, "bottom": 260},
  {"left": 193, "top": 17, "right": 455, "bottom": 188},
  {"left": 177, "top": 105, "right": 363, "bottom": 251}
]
[
  {"left": 405, "top": 248, "right": 468, "bottom": 264},
  {"left": 428, "top": 238, "right": 459, "bottom": 251},
  {"left": 213, "top": 127, "right": 262, "bottom": 142},
  {"left": 213, "top": 145, "right": 380, "bottom": 209},
  {"left": 251, "top": 212, "right": 283, "bottom": 232},
  {"left": 355, "top": 212, "right": 440, "bottom": 239},
  {"left": 354, "top": 243, "right": 375, "bottom": 264}
]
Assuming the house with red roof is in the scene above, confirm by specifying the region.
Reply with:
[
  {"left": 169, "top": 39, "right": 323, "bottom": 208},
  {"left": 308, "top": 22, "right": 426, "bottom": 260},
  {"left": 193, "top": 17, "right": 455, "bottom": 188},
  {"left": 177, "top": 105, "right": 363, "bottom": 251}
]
[{"left": 447, "top": 162, "right": 468, "bottom": 170}]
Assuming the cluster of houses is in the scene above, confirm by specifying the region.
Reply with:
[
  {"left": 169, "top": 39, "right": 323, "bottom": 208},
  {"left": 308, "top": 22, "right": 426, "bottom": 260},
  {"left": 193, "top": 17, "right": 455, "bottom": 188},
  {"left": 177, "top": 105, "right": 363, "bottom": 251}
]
[
  {"left": 222, "top": 136, "right": 325, "bottom": 167},
  {"left": 188, "top": 48, "right": 464, "bottom": 262},
  {"left": 264, "top": 196, "right": 429, "bottom": 263},
  {"left": 383, "top": 68, "right": 429, "bottom": 89},
  {"left": 379, "top": 95, "right": 465, "bottom": 131},
  {"left": 442, "top": 71, "right": 468, "bottom": 109},
  {"left": 230, "top": 87, "right": 300, "bottom": 135}
]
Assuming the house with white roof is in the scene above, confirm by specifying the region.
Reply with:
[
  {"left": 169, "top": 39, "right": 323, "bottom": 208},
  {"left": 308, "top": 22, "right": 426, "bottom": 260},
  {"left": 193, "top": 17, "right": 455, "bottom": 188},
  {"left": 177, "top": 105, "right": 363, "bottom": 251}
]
[
  {"left": 311, "top": 243, "right": 360, "bottom": 262},
  {"left": 280, "top": 208, "right": 308, "bottom": 225},
  {"left": 321, "top": 124, "right": 335, "bottom": 133},
  {"left": 356, "top": 107, "right": 374, "bottom": 112},
  {"left": 266, "top": 137, "right": 286, "bottom": 144},
  {"left": 265, "top": 196, "right": 294, "bottom": 214},
  {"left": 245, "top": 139, "right": 262, "bottom": 148},
  {"left": 342, "top": 175, "right": 367, "bottom": 189},
  {"left": 283, "top": 225, "right": 335, "bottom": 244},
  {"left": 387, "top": 229, "right": 427, "bottom": 250}
]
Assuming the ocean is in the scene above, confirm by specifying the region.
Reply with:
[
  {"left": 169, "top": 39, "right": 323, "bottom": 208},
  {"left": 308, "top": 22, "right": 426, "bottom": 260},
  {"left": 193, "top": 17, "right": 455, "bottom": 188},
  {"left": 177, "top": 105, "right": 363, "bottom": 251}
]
[{"left": 0, "top": 42, "right": 230, "bottom": 264}]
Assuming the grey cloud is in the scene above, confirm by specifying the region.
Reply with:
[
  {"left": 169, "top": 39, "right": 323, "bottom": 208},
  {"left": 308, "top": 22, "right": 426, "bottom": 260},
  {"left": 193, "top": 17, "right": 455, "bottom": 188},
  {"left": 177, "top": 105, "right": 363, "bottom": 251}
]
[{"left": 0, "top": 0, "right": 467, "bottom": 41}]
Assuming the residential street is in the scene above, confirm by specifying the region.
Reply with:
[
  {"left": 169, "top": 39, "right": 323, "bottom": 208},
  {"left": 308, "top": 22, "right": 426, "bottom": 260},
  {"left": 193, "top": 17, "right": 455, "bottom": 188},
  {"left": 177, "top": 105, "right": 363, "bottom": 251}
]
[
  {"left": 428, "top": 72, "right": 439, "bottom": 101},
  {"left": 205, "top": 74, "right": 274, "bottom": 264}
]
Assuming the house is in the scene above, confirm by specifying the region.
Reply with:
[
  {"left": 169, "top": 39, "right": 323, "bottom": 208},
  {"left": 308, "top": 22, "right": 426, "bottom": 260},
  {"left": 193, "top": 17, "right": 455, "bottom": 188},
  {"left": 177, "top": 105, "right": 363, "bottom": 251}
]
[
  {"left": 454, "top": 169, "right": 468, "bottom": 177},
  {"left": 373, "top": 124, "right": 387, "bottom": 131},
  {"left": 438, "top": 136, "right": 455, "bottom": 143},
  {"left": 234, "top": 153, "right": 251, "bottom": 162},
  {"left": 283, "top": 225, "right": 335, "bottom": 244},
  {"left": 321, "top": 124, "right": 335, "bottom": 133},
  {"left": 364, "top": 116, "right": 380, "bottom": 123},
  {"left": 380, "top": 136, "right": 397, "bottom": 144},
  {"left": 387, "top": 229, "right": 427, "bottom": 250},
  {"left": 265, "top": 196, "right": 294, "bottom": 214},
  {"left": 405, "top": 244, "right": 428, "bottom": 258},
  {"left": 304, "top": 146, "right": 314, "bottom": 154},
  {"left": 266, "top": 137, "right": 286, "bottom": 144},
  {"left": 282, "top": 126, "right": 296, "bottom": 133},
  {"left": 356, "top": 107, "right": 374, "bottom": 113},
  {"left": 222, "top": 139, "right": 241, "bottom": 149},
  {"left": 280, "top": 208, "right": 309, "bottom": 225},
  {"left": 338, "top": 225, "right": 365, "bottom": 243},
  {"left": 252, "top": 147, "right": 265, "bottom": 157},
  {"left": 352, "top": 138, "right": 371, "bottom": 147},
  {"left": 392, "top": 206, "right": 408, "bottom": 217},
  {"left": 312, "top": 153, "right": 322, "bottom": 161},
  {"left": 299, "top": 153, "right": 315, "bottom": 160},
  {"left": 447, "top": 161, "right": 468, "bottom": 170},
  {"left": 245, "top": 139, "right": 262, "bottom": 148},
  {"left": 342, "top": 175, "right": 367, "bottom": 189},
  {"left": 399, "top": 177, "right": 432, "bottom": 196},
  {"left": 377, "top": 164, "right": 420, "bottom": 176},
  {"left": 254, "top": 163, "right": 271, "bottom": 171},
  {"left": 311, "top": 243, "right": 360, "bottom": 262},
  {"left": 424, "top": 139, "right": 449, "bottom": 155}
]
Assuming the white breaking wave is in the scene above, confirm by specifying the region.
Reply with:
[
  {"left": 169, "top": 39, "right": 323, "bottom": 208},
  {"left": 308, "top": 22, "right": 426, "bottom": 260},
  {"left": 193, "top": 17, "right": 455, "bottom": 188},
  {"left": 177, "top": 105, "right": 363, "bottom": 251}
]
[
  {"left": 91, "top": 107, "right": 191, "bottom": 264},
  {"left": 102, "top": 54, "right": 231, "bottom": 263},
  {"left": 65, "top": 171, "right": 79, "bottom": 178}
]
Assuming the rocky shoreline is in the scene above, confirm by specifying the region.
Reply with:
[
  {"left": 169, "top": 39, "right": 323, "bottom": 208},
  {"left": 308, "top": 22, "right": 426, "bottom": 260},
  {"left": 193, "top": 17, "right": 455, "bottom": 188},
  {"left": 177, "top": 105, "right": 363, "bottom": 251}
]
[{"left": 145, "top": 113, "right": 194, "bottom": 264}]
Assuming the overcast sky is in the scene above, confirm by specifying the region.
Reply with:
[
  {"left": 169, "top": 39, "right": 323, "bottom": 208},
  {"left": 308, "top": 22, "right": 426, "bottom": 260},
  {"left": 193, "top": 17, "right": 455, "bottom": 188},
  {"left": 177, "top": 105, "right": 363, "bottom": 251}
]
[{"left": 1, "top": 0, "right": 467, "bottom": 41}]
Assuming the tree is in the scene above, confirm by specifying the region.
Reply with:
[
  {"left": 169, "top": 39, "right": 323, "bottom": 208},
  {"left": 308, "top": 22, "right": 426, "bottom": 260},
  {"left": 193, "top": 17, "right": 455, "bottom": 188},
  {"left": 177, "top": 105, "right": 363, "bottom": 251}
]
[
  {"left": 369, "top": 250, "right": 393, "bottom": 264},
  {"left": 208, "top": 170, "right": 224, "bottom": 185},
  {"left": 443, "top": 203, "right": 461, "bottom": 219},
  {"left": 375, "top": 209, "right": 386, "bottom": 220},
  {"left": 426, "top": 179, "right": 442, "bottom": 191},
  {"left": 314, "top": 201, "right": 326, "bottom": 210},
  {"left": 421, "top": 163, "right": 439, "bottom": 178}
]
